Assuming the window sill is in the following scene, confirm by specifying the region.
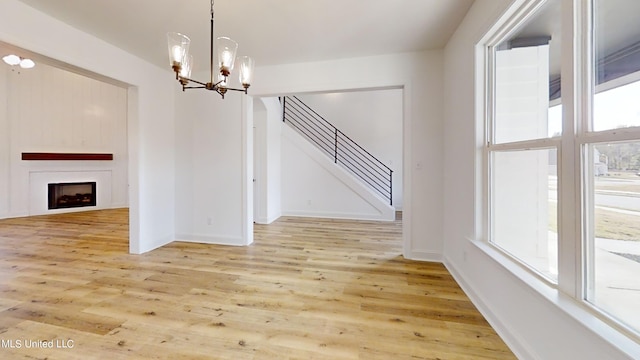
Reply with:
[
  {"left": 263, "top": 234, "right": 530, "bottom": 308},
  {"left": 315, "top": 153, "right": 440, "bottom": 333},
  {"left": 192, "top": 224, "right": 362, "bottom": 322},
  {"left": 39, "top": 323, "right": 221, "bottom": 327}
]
[{"left": 469, "top": 238, "right": 640, "bottom": 358}]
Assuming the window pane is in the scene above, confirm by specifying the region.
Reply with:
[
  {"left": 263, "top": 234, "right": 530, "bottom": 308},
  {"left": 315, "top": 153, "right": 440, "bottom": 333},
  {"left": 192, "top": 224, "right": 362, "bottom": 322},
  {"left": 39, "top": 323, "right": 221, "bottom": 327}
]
[
  {"left": 585, "top": 141, "right": 640, "bottom": 333},
  {"left": 548, "top": 103, "right": 562, "bottom": 137},
  {"left": 593, "top": 80, "right": 640, "bottom": 131},
  {"left": 491, "top": 149, "right": 558, "bottom": 281},
  {"left": 493, "top": 0, "right": 561, "bottom": 144},
  {"left": 592, "top": 0, "right": 640, "bottom": 132}
]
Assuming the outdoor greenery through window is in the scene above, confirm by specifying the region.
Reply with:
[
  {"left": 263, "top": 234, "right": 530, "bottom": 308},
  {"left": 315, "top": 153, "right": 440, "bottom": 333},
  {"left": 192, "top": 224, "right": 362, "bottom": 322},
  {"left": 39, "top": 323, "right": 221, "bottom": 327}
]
[{"left": 486, "top": 0, "right": 640, "bottom": 336}]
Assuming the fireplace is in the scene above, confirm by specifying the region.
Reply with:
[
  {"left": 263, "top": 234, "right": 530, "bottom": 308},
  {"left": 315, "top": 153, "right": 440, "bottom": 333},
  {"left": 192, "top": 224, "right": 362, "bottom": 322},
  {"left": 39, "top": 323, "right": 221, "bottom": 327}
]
[{"left": 48, "top": 182, "right": 97, "bottom": 210}]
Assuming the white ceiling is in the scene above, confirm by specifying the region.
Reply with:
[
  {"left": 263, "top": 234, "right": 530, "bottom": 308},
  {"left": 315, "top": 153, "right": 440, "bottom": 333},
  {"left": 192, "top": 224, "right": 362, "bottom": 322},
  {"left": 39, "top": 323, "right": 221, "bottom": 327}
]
[{"left": 14, "top": 0, "right": 474, "bottom": 72}]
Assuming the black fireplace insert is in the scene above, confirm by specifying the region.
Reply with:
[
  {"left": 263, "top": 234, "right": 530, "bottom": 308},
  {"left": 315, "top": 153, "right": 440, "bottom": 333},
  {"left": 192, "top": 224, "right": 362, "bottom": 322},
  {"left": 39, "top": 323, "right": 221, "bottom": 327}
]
[{"left": 48, "top": 182, "right": 97, "bottom": 210}]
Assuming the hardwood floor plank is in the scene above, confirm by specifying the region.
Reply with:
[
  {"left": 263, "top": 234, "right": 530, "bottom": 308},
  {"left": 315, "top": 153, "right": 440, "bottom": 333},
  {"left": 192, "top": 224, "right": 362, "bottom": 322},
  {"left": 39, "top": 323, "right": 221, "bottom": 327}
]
[
  {"left": 0, "top": 209, "right": 515, "bottom": 359},
  {"left": 5, "top": 302, "right": 123, "bottom": 335}
]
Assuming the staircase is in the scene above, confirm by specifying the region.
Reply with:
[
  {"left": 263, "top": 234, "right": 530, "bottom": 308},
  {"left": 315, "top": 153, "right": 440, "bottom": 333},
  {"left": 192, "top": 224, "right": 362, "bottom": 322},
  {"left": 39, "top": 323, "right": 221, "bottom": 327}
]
[{"left": 281, "top": 95, "right": 393, "bottom": 206}]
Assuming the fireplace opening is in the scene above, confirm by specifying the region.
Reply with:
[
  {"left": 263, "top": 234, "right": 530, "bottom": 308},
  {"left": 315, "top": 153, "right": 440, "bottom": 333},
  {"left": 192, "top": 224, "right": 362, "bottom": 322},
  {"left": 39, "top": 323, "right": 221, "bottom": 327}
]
[{"left": 48, "top": 182, "right": 97, "bottom": 210}]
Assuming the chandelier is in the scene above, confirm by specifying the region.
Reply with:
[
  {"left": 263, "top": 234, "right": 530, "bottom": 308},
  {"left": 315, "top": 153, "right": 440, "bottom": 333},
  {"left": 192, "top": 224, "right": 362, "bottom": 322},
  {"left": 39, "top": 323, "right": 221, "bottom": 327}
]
[{"left": 167, "top": 0, "right": 254, "bottom": 98}]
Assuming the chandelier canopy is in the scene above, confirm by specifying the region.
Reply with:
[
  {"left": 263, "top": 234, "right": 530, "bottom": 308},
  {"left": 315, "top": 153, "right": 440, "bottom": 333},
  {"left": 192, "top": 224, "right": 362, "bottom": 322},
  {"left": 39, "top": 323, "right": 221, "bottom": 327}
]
[{"left": 167, "top": 0, "right": 254, "bottom": 98}]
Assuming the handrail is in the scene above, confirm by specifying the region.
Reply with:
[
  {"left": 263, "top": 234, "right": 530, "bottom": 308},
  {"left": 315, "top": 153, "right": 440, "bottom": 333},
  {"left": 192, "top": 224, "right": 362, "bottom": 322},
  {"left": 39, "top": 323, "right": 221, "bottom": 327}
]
[{"left": 282, "top": 96, "right": 393, "bottom": 205}]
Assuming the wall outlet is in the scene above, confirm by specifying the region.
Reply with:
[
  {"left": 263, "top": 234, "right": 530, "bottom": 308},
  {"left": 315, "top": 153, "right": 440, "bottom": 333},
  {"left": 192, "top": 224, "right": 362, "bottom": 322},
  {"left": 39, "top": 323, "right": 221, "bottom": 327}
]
[{"left": 207, "top": 217, "right": 212, "bottom": 225}]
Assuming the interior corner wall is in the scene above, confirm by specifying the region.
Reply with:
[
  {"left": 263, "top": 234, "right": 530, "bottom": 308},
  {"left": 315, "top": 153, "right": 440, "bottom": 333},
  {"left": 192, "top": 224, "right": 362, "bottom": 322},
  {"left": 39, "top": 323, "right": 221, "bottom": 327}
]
[
  {"left": 442, "top": 0, "right": 639, "bottom": 359},
  {"left": 174, "top": 81, "right": 252, "bottom": 246},
  {"left": 0, "top": 0, "right": 176, "bottom": 254},
  {"left": 250, "top": 51, "right": 444, "bottom": 260}
]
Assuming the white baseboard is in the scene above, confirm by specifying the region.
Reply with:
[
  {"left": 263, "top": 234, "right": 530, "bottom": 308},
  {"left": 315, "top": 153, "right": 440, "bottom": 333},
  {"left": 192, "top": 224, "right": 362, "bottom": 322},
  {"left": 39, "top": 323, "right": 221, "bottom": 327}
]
[
  {"left": 404, "top": 249, "right": 443, "bottom": 262},
  {"left": 134, "top": 234, "right": 174, "bottom": 255},
  {"left": 109, "top": 202, "right": 129, "bottom": 209},
  {"left": 175, "top": 234, "right": 251, "bottom": 246},
  {"left": 254, "top": 212, "right": 281, "bottom": 224},
  {"left": 0, "top": 210, "right": 29, "bottom": 220},
  {"left": 282, "top": 209, "right": 394, "bottom": 222}
]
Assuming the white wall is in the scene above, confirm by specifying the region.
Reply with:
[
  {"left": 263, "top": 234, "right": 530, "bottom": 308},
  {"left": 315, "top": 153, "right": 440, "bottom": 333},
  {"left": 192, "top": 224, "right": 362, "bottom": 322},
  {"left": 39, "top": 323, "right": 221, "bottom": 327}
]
[
  {"left": 1, "top": 61, "right": 128, "bottom": 218},
  {"left": 281, "top": 124, "right": 394, "bottom": 221},
  {"left": 443, "top": 0, "right": 640, "bottom": 359},
  {"left": 251, "top": 51, "right": 444, "bottom": 260},
  {"left": 0, "top": 0, "right": 176, "bottom": 254},
  {"left": 174, "top": 82, "right": 253, "bottom": 246},
  {"left": 0, "top": 67, "right": 9, "bottom": 216},
  {"left": 296, "top": 89, "right": 403, "bottom": 208},
  {"left": 253, "top": 97, "right": 282, "bottom": 224}
]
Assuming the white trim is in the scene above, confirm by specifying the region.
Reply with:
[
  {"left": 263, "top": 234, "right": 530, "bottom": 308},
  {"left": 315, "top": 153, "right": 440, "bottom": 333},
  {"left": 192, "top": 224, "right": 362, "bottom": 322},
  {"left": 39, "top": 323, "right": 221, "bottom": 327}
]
[
  {"left": 554, "top": 0, "right": 582, "bottom": 298},
  {"left": 127, "top": 86, "right": 140, "bottom": 254},
  {"left": 474, "top": 41, "right": 489, "bottom": 243},
  {"left": 577, "top": 127, "right": 640, "bottom": 144},
  {"left": 254, "top": 213, "right": 281, "bottom": 225},
  {"left": 582, "top": 143, "right": 596, "bottom": 303},
  {"left": 488, "top": 137, "right": 561, "bottom": 151},
  {"left": 174, "top": 235, "right": 248, "bottom": 246},
  {"left": 404, "top": 250, "right": 442, "bottom": 263},
  {"left": 401, "top": 83, "right": 413, "bottom": 259},
  {"left": 482, "top": 0, "right": 547, "bottom": 48},
  {"left": 281, "top": 210, "right": 392, "bottom": 222},
  {"left": 241, "top": 95, "right": 254, "bottom": 246},
  {"left": 133, "top": 235, "right": 174, "bottom": 255}
]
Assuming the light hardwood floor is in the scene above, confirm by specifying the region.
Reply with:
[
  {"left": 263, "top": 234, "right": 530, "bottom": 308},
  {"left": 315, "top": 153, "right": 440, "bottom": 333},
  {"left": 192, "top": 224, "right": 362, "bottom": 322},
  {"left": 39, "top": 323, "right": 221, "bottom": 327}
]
[{"left": 0, "top": 209, "right": 515, "bottom": 359}]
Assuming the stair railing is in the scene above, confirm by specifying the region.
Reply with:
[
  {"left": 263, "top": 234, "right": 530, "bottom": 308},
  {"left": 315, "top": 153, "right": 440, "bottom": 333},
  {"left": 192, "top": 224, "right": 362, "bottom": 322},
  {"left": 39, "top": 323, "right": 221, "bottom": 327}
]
[{"left": 282, "top": 96, "right": 393, "bottom": 205}]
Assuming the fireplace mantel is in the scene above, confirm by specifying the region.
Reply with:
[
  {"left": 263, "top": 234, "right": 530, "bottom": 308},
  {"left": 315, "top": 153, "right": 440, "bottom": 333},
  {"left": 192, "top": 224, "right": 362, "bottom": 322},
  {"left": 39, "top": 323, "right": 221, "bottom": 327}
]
[{"left": 22, "top": 152, "right": 113, "bottom": 161}]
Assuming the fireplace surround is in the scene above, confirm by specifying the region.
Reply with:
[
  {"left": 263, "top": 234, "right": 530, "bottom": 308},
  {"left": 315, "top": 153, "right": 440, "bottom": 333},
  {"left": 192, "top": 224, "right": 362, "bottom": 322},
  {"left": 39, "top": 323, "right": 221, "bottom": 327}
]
[{"left": 28, "top": 170, "right": 113, "bottom": 216}]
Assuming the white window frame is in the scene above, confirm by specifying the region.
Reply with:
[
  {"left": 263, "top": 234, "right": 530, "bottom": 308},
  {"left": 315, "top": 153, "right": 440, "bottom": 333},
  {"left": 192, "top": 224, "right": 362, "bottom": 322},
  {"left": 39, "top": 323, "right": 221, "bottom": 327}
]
[
  {"left": 483, "top": 0, "right": 562, "bottom": 285},
  {"left": 479, "top": 0, "right": 640, "bottom": 341}
]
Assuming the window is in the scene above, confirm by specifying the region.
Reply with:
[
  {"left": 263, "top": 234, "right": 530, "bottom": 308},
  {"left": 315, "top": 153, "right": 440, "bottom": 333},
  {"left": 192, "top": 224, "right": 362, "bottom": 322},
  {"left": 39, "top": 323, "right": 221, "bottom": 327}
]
[
  {"left": 487, "top": 0, "right": 561, "bottom": 282},
  {"left": 491, "top": 148, "right": 558, "bottom": 279},
  {"left": 485, "top": 0, "right": 640, "bottom": 336},
  {"left": 583, "top": 0, "right": 640, "bottom": 335}
]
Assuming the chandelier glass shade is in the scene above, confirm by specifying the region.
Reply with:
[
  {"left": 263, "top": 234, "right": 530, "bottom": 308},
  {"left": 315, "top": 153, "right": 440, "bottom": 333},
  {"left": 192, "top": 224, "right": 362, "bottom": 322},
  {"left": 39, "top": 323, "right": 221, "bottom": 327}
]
[
  {"left": 167, "top": 0, "right": 253, "bottom": 98},
  {"left": 167, "top": 32, "right": 190, "bottom": 70},
  {"left": 216, "top": 36, "right": 237, "bottom": 76}
]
